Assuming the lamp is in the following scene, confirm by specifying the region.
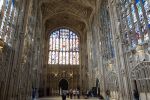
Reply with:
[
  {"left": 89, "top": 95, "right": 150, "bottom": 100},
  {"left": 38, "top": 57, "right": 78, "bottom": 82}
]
[
  {"left": 0, "top": 38, "right": 4, "bottom": 53},
  {"left": 70, "top": 73, "right": 73, "bottom": 77},
  {"left": 54, "top": 73, "right": 58, "bottom": 77},
  {"left": 0, "top": 38, "right": 4, "bottom": 52},
  {"left": 136, "top": 45, "right": 144, "bottom": 52},
  {"left": 108, "top": 60, "right": 113, "bottom": 71},
  {"left": 108, "top": 63, "right": 113, "bottom": 71}
]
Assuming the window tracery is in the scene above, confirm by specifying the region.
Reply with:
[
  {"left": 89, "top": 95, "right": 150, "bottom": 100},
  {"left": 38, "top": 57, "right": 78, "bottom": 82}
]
[{"left": 48, "top": 28, "right": 79, "bottom": 65}]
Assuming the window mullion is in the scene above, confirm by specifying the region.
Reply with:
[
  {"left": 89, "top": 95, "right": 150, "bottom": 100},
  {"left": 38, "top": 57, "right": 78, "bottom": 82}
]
[
  {"left": 64, "top": 30, "right": 66, "bottom": 65},
  {"left": 51, "top": 36, "right": 53, "bottom": 64},
  {"left": 59, "top": 30, "right": 60, "bottom": 64},
  {"left": 54, "top": 36, "right": 56, "bottom": 64},
  {"left": 62, "top": 30, "right": 63, "bottom": 64},
  {"left": 62, "top": 29, "right": 65, "bottom": 64},
  {"left": 69, "top": 30, "right": 70, "bottom": 65},
  {"left": 72, "top": 33, "right": 73, "bottom": 65},
  {"left": 49, "top": 37, "right": 51, "bottom": 64},
  {"left": 75, "top": 36, "right": 77, "bottom": 64}
]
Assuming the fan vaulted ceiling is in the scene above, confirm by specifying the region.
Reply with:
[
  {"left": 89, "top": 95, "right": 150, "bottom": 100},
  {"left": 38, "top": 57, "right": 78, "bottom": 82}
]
[{"left": 40, "top": 0, "right": 96, "bottom": 33}]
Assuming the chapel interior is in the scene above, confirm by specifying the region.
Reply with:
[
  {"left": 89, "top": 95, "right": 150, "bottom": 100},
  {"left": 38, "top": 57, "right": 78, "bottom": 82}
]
[{"left": 0, "top": 0, "right": 150, "bottom": 100}]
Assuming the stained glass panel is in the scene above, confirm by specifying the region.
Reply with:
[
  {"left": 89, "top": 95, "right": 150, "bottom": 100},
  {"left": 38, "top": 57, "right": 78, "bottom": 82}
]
[
  {"left": 62, "top": 38, "right": 66, "bottom": 51},
  {"left": 136, "top": 0, "right": 145, "bottom": 24},
  {"left": 131, "top": 37, "right": 137, "bottom": 47},
  {"left": 60, "top": 38, "right": 63, "bottom": 51},
  {"left": 55, "top": 52, "right": 59, "bottom": 64},
  {"left": 70, "top": 39, "right": 73, "bottom": 51},
  {"left": 70, "top": 31, "right": 74, "bottom": 39},
  {"left": 73, "top": 39, "right": 76, "bottom": 51},
  {"left": 135, "top": 22, "right": 141, "bottom": 43},
  {"left": 49, "top": 38, "right": 53, "bottom": 50},
  {"left": 131, "top": 4, "right": 137, "bottom": 23},
  {"left": 66, "top": 52, "right": 69, "bottom": 64},
  {"left": 127, "top": 15, "right": 132, "bottom": 29},
  {"left": 73, "top": 52, "right": 76, "bottom": 65},
  {"left": 76, "top": 52, "right": 79, "bottom": 64},
  {"left": 76, "top": 39, "right": 79, "bottom": 51},
  {"left": 70, "top": 52, "right": 73, "bottom": 64},
  {"left": 52, "top": 51, "right": 56, "bottom": 64},
  {"left": 56, "top": 38, "right": 59, "bottom": 51},
  {"left": 62, "top": 52, "right": 66, "bottom": 64},
  {"left": 0, "top": 0, "right": 4, "bottom": 11},
  {"left": 66, "top": 38, "right": 69, "bottom": 51},
  {"left": 59, "top": 52, "right": 63, "bottom": 64},
  {"left": 52, "top": 38, "right": 56, "bottom": 50},
  {"left": 48, "top": 51, "right": 52, "bottom": 64}
]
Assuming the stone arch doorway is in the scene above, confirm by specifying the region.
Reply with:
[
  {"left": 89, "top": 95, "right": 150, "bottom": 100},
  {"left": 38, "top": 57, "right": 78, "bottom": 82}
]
[
  {"left": 130, "top": 62, "right": 150, "bottom": 100},
  {"left": 59, "top": 79, "right": 69, "bottom": 91}
]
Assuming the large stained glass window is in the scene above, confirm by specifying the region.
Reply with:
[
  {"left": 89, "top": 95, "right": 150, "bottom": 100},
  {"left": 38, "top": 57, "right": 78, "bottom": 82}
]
[
  {"left": 0, "top": 0, "right": 18, "bottom": 46},
  {"left": 48, "top": 28, "right": 79, "bottom": 65},
  {"left": 100, "top": 1, "right": 115, "bottom": 60},
  {"left": 120, "top": 0, "right": 150, "bottom": 50}
]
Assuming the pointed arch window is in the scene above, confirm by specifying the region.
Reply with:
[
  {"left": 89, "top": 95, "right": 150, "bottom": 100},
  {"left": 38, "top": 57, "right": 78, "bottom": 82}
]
[{"left": 48, "top": 28, "right": 80, "bottom": 65}]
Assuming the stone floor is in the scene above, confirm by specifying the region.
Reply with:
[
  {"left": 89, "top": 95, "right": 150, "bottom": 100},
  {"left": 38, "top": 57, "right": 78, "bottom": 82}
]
[
  {"left": 38, "top": 97, "right": 99, "bottom": 100},
  {"left": 37, "top": 96, "right": 118, "bottom": 100}
]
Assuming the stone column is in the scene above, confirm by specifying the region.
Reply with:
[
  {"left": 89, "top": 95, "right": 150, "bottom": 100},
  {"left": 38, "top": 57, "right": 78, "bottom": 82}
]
[
  {"left": 44, "top": 30, "right": 49, "bottom": 96},
  {"left": 108, "top": 0, "right": 125, "bottom": 99},
  {"left": 87, "top": 29, "right": 93, "bottom": 90},
  {"left": 7, "top": 0, "right": 31, "bottom": 99}
]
